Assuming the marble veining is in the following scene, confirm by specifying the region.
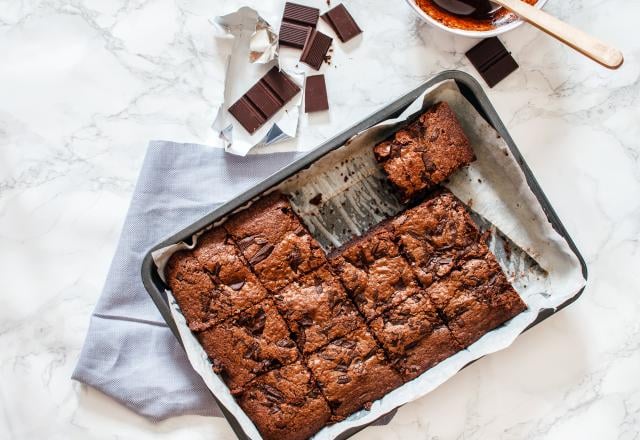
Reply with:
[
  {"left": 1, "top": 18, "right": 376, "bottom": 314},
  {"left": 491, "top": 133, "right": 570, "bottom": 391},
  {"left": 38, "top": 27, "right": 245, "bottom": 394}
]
[{"left": 1, "top": 0, "right": 639, "bottom": 439}]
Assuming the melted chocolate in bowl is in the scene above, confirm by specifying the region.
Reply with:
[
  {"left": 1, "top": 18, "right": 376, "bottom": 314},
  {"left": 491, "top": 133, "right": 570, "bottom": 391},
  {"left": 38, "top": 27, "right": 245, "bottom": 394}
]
[{"left": 416, "top": 0, "right": 538, "bottom": 31}]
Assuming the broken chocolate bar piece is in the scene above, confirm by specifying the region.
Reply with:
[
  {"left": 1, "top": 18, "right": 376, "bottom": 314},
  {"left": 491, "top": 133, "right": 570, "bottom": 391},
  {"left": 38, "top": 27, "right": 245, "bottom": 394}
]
[
  {"left": 279, "top": 2, "right": 319, "bottom": 48},
  {"left": 304, "top": 74, "right": 329, "bottom": 113},
  {"left": 300, "top": 30, "right": 332, "bottom": 70},
  {"left": 322, "top": 4, "right": 362, "bottom": 43},
  {"left": 466, "top": 37, "right": 518, "bottom": 88},
  {"left": 228, "top": 66, "right": 300, "bottom": 134}
]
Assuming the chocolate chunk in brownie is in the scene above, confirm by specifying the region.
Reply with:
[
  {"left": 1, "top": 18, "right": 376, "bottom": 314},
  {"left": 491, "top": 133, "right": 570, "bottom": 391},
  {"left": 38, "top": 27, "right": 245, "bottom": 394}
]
[
  {"left": 373, "top": 102, "right": 475, "bottom": 202},
  {"left": 225, "top": 192, "right": 325, "bottom": 292},
  {"left": 329, "top": 224, "right": 419, "bottom": 321},
  {"left": 391, "top": 190, "right": 487, "bottom": 287},
  {"left": 306, "top": 327, "right": 403, "bottom": 418},
  {"left": 237, "top": 362, "right": 331, "bottom": 440},
  {"left": 275, "top": 265, "right": 363, "bottom": 354},
  {"left": 369, "top": 293, "right": 461, "bottom": 380},
  {"left": 426, "top": 255, "right": 526, "bottom": 348},
  {"left": 197, "top": 301, "right": 299, "bottom": 392}
]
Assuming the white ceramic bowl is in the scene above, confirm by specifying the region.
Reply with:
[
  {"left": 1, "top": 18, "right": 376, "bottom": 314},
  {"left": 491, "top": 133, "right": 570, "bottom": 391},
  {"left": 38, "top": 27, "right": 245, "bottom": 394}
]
[{"left": 405, "top": 0, "right": 548, "bottom": 38}]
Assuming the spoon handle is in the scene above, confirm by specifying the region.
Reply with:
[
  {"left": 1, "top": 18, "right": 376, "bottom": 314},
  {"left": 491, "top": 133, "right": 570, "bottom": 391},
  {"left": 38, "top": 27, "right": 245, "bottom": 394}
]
[{"left": 496, "top": 0, "right": 623, "bottom": 69}]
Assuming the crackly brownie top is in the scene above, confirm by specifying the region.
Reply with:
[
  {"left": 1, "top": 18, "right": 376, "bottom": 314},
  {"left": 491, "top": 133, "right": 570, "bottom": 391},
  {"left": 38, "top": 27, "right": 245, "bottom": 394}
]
[
  {"left": 391, "top": 190, "right": 487, "bottom": 287},
  {"left": 373, "top": 102, "right": 475, "bottom": 201},
  {"left": 237, "top": 362, "right": 331, "bottom": 440},
  {"left": 329, "top": 225, "right": 419, "bottom": 321},
  {"left": 275, "top": 266, "right": 363, "bottom": 354},
  {"left": 306, "top": 327, "right": 403, "bottom": 417},
  {"left": 368, "top": 292, "right": 446, "bottom": 357},
  {"left": 197, "top": 301, "right": 299, "bottom": 392},
  {"left": 224, "top": 192, "right": 325, "bottom": 292}
]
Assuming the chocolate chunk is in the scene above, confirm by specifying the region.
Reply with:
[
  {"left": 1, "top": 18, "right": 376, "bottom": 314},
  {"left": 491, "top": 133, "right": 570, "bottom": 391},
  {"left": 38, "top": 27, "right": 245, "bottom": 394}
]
[
  {"left": 283, "top": 2, "right": 319, "bottom": 27},
  {"left": 337, "top": 375, "right": 351, "bottom": 384},
  {"left": 300, "top": 30, "right": 332, "bottom": 70},
  {"left": 249, "top": 243, "right": 275, "bottom": 265},
  {"left": 228, "top": 280, "right": 245, "bottom": 291},
  {"left": 304, "top": 74, "right": 329, "bottom": 113},
  {"left": 279, "top": 21, "right": 312, "bottom": 48},
  {"left": 321, "top": 4, "right": 362, "bottom": 43},
  {"left": 466, "top": 37, "right": 518, "bottom": 88},
  {"left": 228, "top": 66, "right": 300, "bottom": 134}
]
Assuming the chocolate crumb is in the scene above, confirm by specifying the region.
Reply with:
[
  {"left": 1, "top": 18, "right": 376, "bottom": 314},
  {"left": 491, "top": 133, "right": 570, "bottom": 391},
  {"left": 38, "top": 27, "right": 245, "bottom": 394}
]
[{"left": 309, "top": 194, "right": 323, "bottom": 206}]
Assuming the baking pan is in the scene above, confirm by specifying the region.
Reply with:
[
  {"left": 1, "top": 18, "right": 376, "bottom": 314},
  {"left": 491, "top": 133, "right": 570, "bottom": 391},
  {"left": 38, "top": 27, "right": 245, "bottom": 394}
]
[{"left": 141, "top": 70, "right": 588, "bottom": 440}]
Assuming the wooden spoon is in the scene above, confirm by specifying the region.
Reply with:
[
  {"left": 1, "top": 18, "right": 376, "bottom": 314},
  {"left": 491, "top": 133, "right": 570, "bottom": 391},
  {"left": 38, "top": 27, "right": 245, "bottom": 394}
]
[{"left": 432, "top": 0, "right": 624, "bottom": 69}]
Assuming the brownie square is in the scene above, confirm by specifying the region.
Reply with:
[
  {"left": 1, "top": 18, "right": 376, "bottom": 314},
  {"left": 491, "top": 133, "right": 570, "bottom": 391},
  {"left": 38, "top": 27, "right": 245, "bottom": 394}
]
[
  {"left": 369, "top": 293, "right": 461, "bottom": 380},
  {"left": 165, "top": 250, "right": 217, "bottom": 331},
  {"left": 237, "top": 362, "right": 331, "bottom": 440},
  {"left": 426, "top": 256, "right": 527, "bottom": 348},
  {"left": 306, "top": 327, "right": 403, "bottom": 418},
  {"left": 329, "top": 224, "right": 419, "bottom": 321},
  {"left": 225, "top": 192, "right": 326, "bottom": 292},
  {"left": 373, "top": 102, "right": 475, "bottom": 202},
  {"left": 187, "top": 227, "right": 267, "bottom": 326},
  {"left": 275, "top": 265, "right": 363, "bottom": 354},
  {"left": 391, "top": 190, "right": 487, "bottom": 287},
  {"left": 197, "top": 301, "right": 299, "bottom": 393}
]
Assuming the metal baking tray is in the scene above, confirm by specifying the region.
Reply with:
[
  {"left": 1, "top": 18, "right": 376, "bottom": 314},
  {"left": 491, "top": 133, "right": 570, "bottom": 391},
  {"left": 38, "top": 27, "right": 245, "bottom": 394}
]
[{"left": 141, "top": 70, "right": 588, "bottom": 440}]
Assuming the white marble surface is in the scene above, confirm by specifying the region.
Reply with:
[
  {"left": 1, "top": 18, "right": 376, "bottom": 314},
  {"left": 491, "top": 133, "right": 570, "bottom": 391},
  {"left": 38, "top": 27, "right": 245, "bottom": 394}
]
[{"left": 1, "top": 0, "right": 639, "bottom": 438}]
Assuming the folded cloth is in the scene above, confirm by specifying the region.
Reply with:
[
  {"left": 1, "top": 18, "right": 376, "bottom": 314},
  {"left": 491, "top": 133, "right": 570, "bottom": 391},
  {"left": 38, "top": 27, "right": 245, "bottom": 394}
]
[{"left": 72, "top": 140, "right": 397, "bottom": 426}]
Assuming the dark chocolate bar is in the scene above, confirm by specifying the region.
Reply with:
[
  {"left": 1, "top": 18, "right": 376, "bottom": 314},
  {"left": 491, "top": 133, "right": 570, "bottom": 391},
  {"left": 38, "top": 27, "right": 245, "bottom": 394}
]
[
  {"left": 300, "top": 30, "right": 332, "bottom": 71},
  {"left": 305, "top": 74, "right": 329, "bottom": 113},
  {"left": 228, "top": 66, "right": 300, "bottom": 134},
  {"left": 279, "top": 2, "right": 319, "bottom": 48},
  {"left": 466, "top": 37, "right": 518, "bottom": 88},
  {"left": 321, "top": 4, "right": 362, "bottom": 43}
]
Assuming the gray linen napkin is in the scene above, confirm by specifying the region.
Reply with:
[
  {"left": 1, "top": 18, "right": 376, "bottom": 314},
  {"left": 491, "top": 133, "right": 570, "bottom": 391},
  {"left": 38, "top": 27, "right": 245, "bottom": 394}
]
[{"left": 72, "top": 140, "right": 396, "bottom": 427}]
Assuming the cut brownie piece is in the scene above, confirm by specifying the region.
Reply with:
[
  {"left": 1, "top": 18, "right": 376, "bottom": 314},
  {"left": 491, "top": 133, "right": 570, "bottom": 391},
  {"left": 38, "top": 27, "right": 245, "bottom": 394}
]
[
  {"left": 425, "top": 255, "right": 526, "bottom": 348},
  {"left": 275, "top": 265, "right": 363, "bottom": 354},
  {"left": 329, "top": 224, "right": 419, "bottom": 321},
  {"left": 391, "top": 190, "right": 487, "bottom": 287},
  {"left": 237, "top": 362, "right": 331, "bottom": 440},
  {"left": 373, "top": 102, "right": 475, "bottom": 202},
  {"left": 197, "top": 301, "right": 299, "bottom": 392},
  {"left": 187, "top": 227, "right": 267, "bottom": 327},
  {"left": 165, "top": 250, "right": 217, "bottom": 331},
  {"left": 369, "top": 293, "right": 461, "bottom": 380},
  {"left": 225, "top": 192, "right": 325, "bottom": 292},
  {"left": 306, "top": 327, "right": 403, "bottom": 418}
]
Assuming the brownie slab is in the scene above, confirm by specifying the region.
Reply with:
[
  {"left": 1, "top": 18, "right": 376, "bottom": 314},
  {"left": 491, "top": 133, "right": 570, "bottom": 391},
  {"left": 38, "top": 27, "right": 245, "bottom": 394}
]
[
  {"left": 275, "top": 265, "right": 363, "bottom": 354},
  {"left": 197, "top": 301, "right": 299, "bottom": 393},
  {"left": 391, "top": 190, "right": 487, "bottom": 287},
  {"left": 237, "top": 361, "right": 331, "bottom": 440},
  {"left": 306, "top": 327, "right": 403, "bottom": 418},
  {"left": 369, "top": 293, "right": 461, "bottom": 380},
  {"left": 329, "top": 224, "right": 419, "bottom": 321},
  {"left": 225, "top": 192, "right": 325, "bottom": 292},
  {"left": 373, "top": 102, "right": 475, "bottom": 202}
]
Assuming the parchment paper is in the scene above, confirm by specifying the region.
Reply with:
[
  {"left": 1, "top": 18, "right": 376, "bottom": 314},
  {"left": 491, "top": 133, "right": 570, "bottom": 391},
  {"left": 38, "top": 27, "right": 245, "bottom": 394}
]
[{"left": 154, "top": 80, "right": 586, "bottom": 439}]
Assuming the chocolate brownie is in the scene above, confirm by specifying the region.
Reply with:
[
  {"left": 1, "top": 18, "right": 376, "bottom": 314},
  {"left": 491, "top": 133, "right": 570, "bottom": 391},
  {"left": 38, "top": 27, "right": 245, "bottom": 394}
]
[
  {"left": 225, "top": 192, "right": 325, "bottom": 292},
  {"left": 306, "top": 327, "right": 403, "bottom": 418},
  {"left": 369, "top": 293, "right": 461, "bottom": 380},
  {"left": 391, "top": 190, "right": 487, "bottom": 287},
  {"left": 189, "top": 227, "right": 267, "bottom": 327},
  {"left": 329, "top": 224, "right": 419, "bottom": 321},
  {"left": 424, "top": 255, "right": 526, "bottom": 347},
  {"left": 165, "top": 250, "right": 218, "bottom": 331},
  {"left": 237, "top": 362, "right": 331, "bottom": 440},
  {"left": 197, "top": 301, "right": 299, "bottom": 393},
  {"left": 275, "top": 265, "right": 363, "bottom": 354},
  {"left": 373, "top": 102, "right": 475, "bottom": 202}
]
